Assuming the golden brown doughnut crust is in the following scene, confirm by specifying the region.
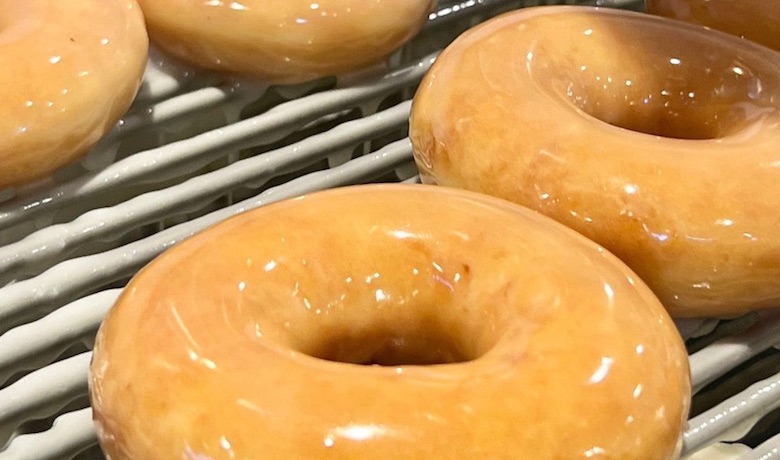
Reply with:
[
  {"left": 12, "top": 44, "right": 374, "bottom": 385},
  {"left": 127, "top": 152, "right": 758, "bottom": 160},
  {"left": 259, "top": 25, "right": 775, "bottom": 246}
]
[
  {"left": 90, "top": 185, "right": 690, "bottom": 459},
  {"left": 646, "top": 0, "right": 780, "bottom": 51},
  {"left": 410, "top": 6, "right": 780, "bottom": 318},
  {"left": 0, "top": 0, "right": 148, "bottom": 189},
  {"left": 135, "top": 0, "right": 436, "bottom": 83}
]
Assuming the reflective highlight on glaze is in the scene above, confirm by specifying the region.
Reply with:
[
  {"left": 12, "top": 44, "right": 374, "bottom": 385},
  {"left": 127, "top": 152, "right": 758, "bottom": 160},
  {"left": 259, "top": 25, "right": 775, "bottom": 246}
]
[
  {"left": 646, "top": 0, "right": 780, "bottom": 51},
  {"left": 409, "top": 6, "right": 780, "bottom": 318},
  {"left": 0, "top": 0, "right": 148, "bottom": 189},
  {"left": 135, "top": 0, "right": 436, "bottom": 83},
  {"left": 90, "top": 185, "right": 690, "bottom": 459}
]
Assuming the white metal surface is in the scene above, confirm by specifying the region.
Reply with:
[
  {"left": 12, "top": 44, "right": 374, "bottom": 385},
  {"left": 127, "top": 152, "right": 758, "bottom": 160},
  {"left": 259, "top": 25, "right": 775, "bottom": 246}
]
[{"left": 1, "top": 1, "right": 779, "bottom": 459}]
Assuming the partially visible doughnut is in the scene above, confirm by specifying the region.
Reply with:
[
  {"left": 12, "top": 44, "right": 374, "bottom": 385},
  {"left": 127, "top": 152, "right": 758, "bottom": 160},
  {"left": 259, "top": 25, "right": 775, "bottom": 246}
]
[
  {"left": 89, "top": 184, "right": 690, "bottom": 459},
  {"left": 135, "top": 0, "right": 436, "bottom": 84},
  {"left": 646, "top": 0, "right": 780, "bottom": 51},
  {"left": 409, "top": 6, "right": 780, "bottom": 318},
  {"left": 0, "top": 0, "right": 148, "bottom": 189}
]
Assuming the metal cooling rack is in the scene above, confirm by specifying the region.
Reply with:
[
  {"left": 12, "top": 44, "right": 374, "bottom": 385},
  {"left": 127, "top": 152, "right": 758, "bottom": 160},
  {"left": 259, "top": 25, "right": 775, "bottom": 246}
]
[{"left": 1, "top": 1, "right": 779, "bottom": 459}]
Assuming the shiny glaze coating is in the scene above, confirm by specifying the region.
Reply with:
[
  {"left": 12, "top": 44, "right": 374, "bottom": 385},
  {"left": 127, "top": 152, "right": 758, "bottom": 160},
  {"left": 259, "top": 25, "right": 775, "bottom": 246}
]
[
  {"left": 90, "top": 185, "right": 690, "bottom": 459},
  {"left": 0, "top": 0, "right": 148, "bottom": 189},
  {"left": 646, "top": 0, "right": 780, "bottom": 51},
  {"left": 135, "top": 0, "right": 436, "bottom": 84},
  {"left": 410, "top": 6, "right": 780, "bottom": 318}
]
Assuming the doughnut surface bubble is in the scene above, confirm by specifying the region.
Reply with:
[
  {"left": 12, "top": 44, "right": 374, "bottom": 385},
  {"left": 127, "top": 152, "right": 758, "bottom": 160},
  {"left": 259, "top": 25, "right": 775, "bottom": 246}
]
[
  {"left": 410, "top": 6, "right": 780, "bottom": 318},
  {"left": 0, "top": 0, "right": 148, "bottom": 189},
  {"left": 135, "top": 0, "right": 436, "bottom": 83},
  {"left": 90, "top": 185, "right": 690, "bottom": 459}
]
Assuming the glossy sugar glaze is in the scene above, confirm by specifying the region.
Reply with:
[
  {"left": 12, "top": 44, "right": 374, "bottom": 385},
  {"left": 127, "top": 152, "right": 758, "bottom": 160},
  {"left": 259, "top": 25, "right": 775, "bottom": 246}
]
[
  {"left": 0, "top": 0, "right": 148, "bottom": 189},
  {"left": 135, "top": 0, "right": 436, "bottom": 83},
  {"left": 90, "top": 185, "right": 690, "bottom": 459},
  {"left": 410, "top": 6, "right": 780, "bottom": 318}
]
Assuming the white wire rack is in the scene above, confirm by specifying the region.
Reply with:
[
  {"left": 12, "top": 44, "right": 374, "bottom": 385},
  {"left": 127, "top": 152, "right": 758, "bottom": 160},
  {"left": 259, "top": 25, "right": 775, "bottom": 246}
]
[{"left": 1, "top": 1, "right": 779, "bottom": 459}]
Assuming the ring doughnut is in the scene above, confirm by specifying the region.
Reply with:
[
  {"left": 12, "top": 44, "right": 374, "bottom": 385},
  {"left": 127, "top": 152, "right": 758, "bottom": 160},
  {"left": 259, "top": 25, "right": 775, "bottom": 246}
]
[
  {"left": 646, "top": 0, "right": 780, "bottom": 51},
  {"left": 135, "top": 0, "right": 436, "bottom": 84},
  {"left": 409, "top": 6, "right": 780, "bottom": 318},
  {"left": 89, "top": 184, "right": 690, "bottom": 459},
  {"left": 0, "top": 0, "right": 148, "bottom": 190}
]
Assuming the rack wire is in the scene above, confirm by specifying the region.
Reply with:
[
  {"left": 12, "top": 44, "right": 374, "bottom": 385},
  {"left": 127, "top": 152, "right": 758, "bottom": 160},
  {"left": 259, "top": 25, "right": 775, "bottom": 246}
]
[{"left": 1, "top": 1, "right": 778, "bottom": 458}]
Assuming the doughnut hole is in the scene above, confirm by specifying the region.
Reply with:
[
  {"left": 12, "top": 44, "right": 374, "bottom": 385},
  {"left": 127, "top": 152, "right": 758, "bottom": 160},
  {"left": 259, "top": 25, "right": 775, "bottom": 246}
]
[
  {"left": 529, "top": 10, "right": 779, "bottom": 139},
  {"left": 234, "top": 229, "right": 511, "bottom": 368},
  {"left": 301, "top": 313, "right": 487, "bottom": 366},
  {"left": 281, "top": 262, "right": 507, "bottom": 367}
]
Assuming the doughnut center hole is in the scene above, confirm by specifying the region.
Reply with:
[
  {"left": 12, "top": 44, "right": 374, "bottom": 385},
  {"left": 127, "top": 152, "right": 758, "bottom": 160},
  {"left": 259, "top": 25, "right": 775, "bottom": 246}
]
[
  {"left": 294, "top": 304, "right": 499, "bottom": 367},
  {"left": 584, "top": 100, "right": 721, "bottom": 140},
  {"left": 309, "top": 330, "right": 476, "bottom": 366},
  {"left": 532, "top": 13, "right": 779, "bottom": 140},
  {"left": 566, "top": 79, "right": 729, "bottom": 140}
]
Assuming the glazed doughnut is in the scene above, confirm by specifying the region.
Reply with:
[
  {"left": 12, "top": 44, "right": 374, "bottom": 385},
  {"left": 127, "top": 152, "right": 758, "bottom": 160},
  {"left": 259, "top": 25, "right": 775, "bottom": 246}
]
[
  {"left": 410, "top": 6, "right": 780, "bottom": 318},
  {"left": 0, "top": 0, "right": 148, "bottom": 190},
  {"left": 135, "top": 0, "right": 436, "bottom": 84},
  {"left": 646, "top": 0, "right": 780, "bottom": 51},
  {"left": 89, "top": 185, "right": 690, "bottom": 459}
]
